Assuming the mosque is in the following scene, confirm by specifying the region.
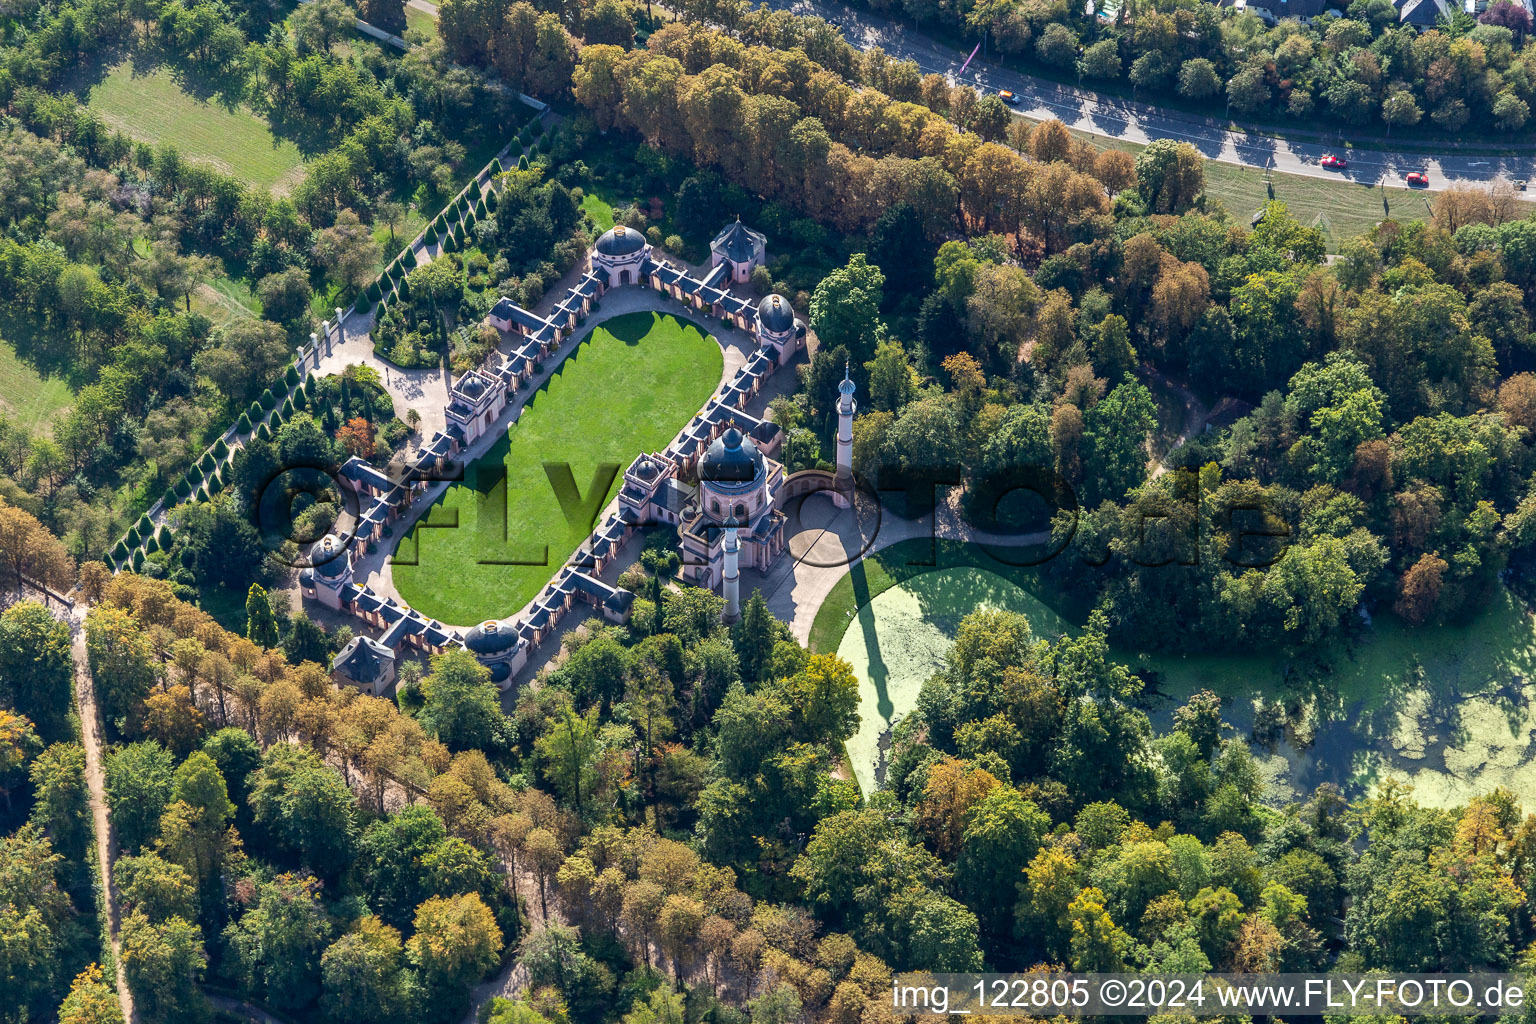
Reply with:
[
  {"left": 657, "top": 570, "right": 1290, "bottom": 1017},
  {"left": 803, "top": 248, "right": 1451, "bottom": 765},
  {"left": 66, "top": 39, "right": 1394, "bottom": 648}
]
[{"left": 309, "top": 219, "right": 853, "bottom": 691}]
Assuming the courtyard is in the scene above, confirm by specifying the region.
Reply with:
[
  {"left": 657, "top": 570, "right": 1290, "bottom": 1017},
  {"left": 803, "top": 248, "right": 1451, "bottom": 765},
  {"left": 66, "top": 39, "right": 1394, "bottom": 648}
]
[{"left": 389, "top": 311, "right": 722, "bottom": 625}]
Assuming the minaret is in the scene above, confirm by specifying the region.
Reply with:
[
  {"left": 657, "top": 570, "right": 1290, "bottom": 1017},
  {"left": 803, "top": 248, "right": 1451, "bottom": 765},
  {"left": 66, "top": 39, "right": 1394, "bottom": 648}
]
[
  {"left": 722, "top": 515, "right": 741, "bottom": 621},
  {"left": 834, "top": 362, "right": 856, "bottom": 507}
]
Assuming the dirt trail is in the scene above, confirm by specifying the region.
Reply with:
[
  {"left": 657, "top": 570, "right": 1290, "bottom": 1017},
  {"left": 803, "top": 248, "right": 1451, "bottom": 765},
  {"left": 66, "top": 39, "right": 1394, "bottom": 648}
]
[{"left": 69, "top": 601, "right": 139, "bottom": 1024}]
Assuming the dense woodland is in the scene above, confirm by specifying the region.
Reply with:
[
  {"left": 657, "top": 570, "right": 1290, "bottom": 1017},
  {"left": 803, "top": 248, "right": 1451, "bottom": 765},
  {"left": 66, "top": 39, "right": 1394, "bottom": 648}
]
[{"left": 8, "top": 0, "right": 1536, "bottom": 1022}]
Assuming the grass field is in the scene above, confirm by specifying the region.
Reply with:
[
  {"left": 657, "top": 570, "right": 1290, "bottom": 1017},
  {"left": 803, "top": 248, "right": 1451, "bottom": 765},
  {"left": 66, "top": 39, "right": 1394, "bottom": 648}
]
[
  {"left": 581, "top": 193, "right": 616, "bottom": 232},
  {"left": 1058, "top": 120, "right": 1524, "bottom": 252},
  {"left": 0, "top": 337, "right": 72, "bottom": 434},
  {"left": 392, "top": 311, "right": 723, "bottom": 624},
  {"left": 84, "top": 61, "right": 306, "bottom": 191},
  {"left": 819, "top": 539, "right": 1536, "bottom": 808},
  {"left": 405, "top": 5, "right": 439, "bottom": 41}
]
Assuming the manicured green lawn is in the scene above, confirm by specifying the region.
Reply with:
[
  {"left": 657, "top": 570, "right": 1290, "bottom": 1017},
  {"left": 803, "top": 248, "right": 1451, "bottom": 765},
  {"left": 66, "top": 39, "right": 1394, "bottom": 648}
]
[
  {"left": 581, "top": 192, "right": 616, "bottom": 232},
  {"left": 0, "top": 336, "right": 72, "bottom": 434},
  {"left": 393, "top": 311, "right": 723, "bottom": 624},
  {"left": 84, "top": 61, "right": 306, "bottom": 191}
]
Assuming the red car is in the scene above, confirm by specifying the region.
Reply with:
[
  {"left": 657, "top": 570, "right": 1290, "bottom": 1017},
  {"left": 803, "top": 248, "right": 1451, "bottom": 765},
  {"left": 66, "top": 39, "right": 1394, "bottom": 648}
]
[
  {"left": 1321, "top": 154, "right": 1347, "bottom": 170},
  {"left": 1405, "top": 171, "right": 1429, "bottom": 187}
]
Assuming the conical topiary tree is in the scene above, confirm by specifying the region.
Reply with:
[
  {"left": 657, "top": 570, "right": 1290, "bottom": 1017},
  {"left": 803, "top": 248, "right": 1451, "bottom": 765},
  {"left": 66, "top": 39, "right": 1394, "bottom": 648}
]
[
  {"left": 517, "top": 154, "right": 529, "bottom": 171},
  {"left": 125, "top": 522, "right": 141, "bottom": 545},
  {"left": 484, "top": 188, "right": 498, "bottom": 212},
  {"left": 404, "top": 248, "right": 418, "bottom": 269},
  {"left": 490, "top": 157, "right": 503, "bottom": 175},
  {"left": 213, "top": 438, "right": 229, "bottom": 459},
  {"left": 196, "top": 484, "right": 209, "bottom": 502},
  {"left": 143, "top": 532, "right": 159, "bottom": 554},
  {"left": 260, "top": 388, "right": 277, "bottom": 410},
  {"left": 131, "top": 549, "right": 144, "bottom": 571},
  {"left": 282, "top": 396, "right": 295, "bottom": 418},
  {"left": 292, "top": 387, "right": 308, "bottom": 411},
  {"left": 174, "top": 478, "right": 191, "bottom": 499},
  {"left": 237, "top": 411, "right": 252, "bottom": 434},
  {"left": 162, "top": 488, "right": 176, "bottom": 508},
  {"left": 354, "top": 291, "right": 371, "bottom": 313},
  {"left": 157, "top": 524, "right": 172, "bottom": 549},
  {"left": 247, "top": 400, "right": 262, "bottom": 421},
  {"left": 397, "top": 278, "right": 411, "bottom": 302},
  {"left": 111, "top": 540, "right": 128, "bottom": 565}
]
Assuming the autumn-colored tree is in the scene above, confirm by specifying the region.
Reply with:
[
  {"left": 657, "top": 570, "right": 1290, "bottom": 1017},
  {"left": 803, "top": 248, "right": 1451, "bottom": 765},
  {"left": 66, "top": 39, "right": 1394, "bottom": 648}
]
[
  {"left": 0, "top": 499, "right": 75, "bottom": 593},
  {"left": 1394, "top": 552, "right": 1448, "bottom": 625},
  {"left": 912, "top": 758, "right": 1001, "bottom": 860},
  {"left": 337, "top": 417, "right": 376, "bottom": 459}
]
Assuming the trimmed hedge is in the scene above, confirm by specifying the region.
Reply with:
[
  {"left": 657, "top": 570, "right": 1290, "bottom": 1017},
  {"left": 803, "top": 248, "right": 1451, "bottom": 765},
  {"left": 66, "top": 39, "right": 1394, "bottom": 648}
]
[
  {"left": 174, "top": 478, "right": 191, "bottom": 499},
  {"left": 285, "top": 365, "right": 301, "bottom": 387},
  {"left": 260, "top": 388, "right": 277, "bottom": 410},
  {"left": 237, "top": 411, "right": 252, "bottom": 434},
  {"left": 213, "top": 438, "right": 229, "bottom": 458},
  {"left": 247, "top": 400, "right": 262, "bottom": 421}
]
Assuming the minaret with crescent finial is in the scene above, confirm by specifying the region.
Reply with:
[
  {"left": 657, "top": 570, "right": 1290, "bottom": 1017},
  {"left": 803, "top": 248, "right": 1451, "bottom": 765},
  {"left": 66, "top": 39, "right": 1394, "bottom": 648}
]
[
  {"left": 835, "top": 360, "right": 856, "bottom": 481},
  {"left": 722, "top": 515, "right": 741, "bottom": 621}
]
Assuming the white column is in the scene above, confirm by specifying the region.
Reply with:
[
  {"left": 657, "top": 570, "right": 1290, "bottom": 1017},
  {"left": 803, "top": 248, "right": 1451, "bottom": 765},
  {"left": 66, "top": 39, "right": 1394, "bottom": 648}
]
[
  {"left": 334, "top": 308, "right": 345, "bottom": 348},
  {"left": 310, "top": 332, "right": 321, "bottom": 366},
  {"left": 722, "top": 517, "right": 740, "bottom": 622},
  {"left": 834, "top": 363, "right": 856, "bottom": 509}
]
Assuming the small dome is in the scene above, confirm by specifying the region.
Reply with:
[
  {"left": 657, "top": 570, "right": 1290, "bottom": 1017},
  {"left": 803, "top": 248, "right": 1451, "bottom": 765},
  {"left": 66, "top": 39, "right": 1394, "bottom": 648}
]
[
  {"left": 461, "top": 376, "right": 485, "bottom": 397},
  {"left": 311, "top": 535, "right": 349, "bottom": 579},
  {"left": 635, "top": 458, "right": 658, "bottom": 480},
  {"left": 757, "top": 294, "right": 794, "bottom": 334},
  {"left": 464, "top": 619, "right": 520, "bottom": 655},
  {"left": 700, "top": 427, "right": 764, "bottom": 484},
  {"left": 595, "top": 225, "right": 647, "bottom": 258}
]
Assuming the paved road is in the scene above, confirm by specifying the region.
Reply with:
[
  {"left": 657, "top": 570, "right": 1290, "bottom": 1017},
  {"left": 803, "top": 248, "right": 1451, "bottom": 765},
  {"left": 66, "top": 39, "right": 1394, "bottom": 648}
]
[{"left": 760, "top": 0, "right": 1536, "bottom": 192}]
